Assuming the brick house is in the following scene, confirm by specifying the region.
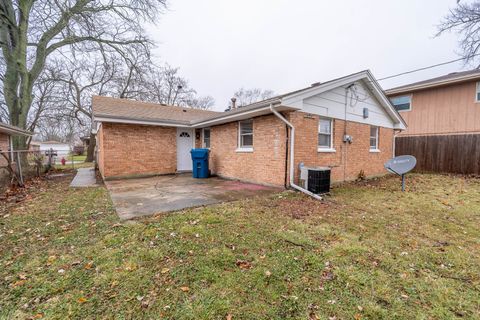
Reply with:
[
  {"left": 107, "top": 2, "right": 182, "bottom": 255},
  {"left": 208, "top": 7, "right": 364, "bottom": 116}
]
[{"left": 93, "top": 70, "right": 406, "bottom": 188}]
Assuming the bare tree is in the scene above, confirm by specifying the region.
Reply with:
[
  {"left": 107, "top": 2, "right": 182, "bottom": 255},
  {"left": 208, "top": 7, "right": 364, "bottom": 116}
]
[
  {"left": 46, "top": 54, "right": 118, "bottom": 161},
  {"left": 147, "top": 64, "right": 215, "bottom": 109},
  {"left": 0, "top": 0, "right": 167, "bottom": 149},
  {"left": 232, "top": 88, "right": 275, "bottom": 107},
  {"left": 437, "top": 1, "right": 480, "bottom": 65},
  {"left": 185, "top": 96, "right": 215, "bottom": 110}
]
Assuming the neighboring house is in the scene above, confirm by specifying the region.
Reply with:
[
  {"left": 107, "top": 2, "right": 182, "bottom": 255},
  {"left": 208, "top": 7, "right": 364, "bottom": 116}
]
[
  {"left": 93, "top": 70, "right": 406, "bottom": 187},
  {"left": 80, "top": 136, "right": 90, "bottom": 151},
  {"left": 386, "top": 69, "right": 480, "bottom": 174},
  {"left": 31, "top": 140, "right": 71, "bottom": 159},
  {"left": 0, "top": 122, "right": 32, "bottom": 182},
  {"left": 0, "top": 122, "right": 32, "bottom": 156}
]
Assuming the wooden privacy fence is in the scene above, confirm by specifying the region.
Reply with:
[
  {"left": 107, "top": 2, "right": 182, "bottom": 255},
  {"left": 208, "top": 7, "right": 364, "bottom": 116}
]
[{"left": 395, "top": 134, "right": 480, "bottom": 174}]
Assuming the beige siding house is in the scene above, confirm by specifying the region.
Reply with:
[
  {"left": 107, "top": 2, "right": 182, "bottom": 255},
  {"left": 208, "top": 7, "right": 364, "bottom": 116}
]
[
  {"left": 386, "top": 70, "right": 480, "bottom": 174},
  {"left": 386, "top": 69, "right": 480, "bottom": 136}
]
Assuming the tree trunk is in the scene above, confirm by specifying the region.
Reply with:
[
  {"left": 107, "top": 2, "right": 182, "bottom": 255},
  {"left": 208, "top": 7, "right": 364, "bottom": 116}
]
[{"left": 85, "top": 132, "right": 96, "bottom": 162}]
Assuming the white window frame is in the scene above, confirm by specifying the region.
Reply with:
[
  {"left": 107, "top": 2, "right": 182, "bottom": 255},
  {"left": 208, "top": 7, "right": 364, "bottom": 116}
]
[
  {"left": 390, "top": 95, "right": 412, "bottom": 112},
  {"left": 318, "top": 118, "right": 335, "bottom": 152},
  {"left": 476, "top": 82, "right": 480, "bottom": 102},
  {"left": 202, "top": 128, "right": 211, "bottom": 148},
  {"left": 236, "top": 119, "right": 253, "bottom": 152},
  {"left": 370, "top": 126, "right": 380, "bottom": 152}
]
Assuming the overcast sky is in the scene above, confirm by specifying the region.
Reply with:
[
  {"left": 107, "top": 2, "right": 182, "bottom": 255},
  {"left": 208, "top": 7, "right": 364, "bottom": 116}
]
[{"left": 147, "top": 0, "right": 466, "bottom": 111}]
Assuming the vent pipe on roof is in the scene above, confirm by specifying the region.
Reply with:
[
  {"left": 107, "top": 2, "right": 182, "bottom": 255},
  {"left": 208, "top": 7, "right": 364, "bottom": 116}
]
[{"left": 231, "top": 97, "right": 237, "bottom": 110}]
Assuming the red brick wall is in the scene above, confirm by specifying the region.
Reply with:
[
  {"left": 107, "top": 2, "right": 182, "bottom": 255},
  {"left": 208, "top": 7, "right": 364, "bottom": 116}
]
[
  {"left": 99, "top": 123, "right": 177, "bottom": 179},
  {"left": 97, "top": 112, "right": 394, "bottom": 185},
  {"left": 288, "top": 111, "right": 394, "bottom": 183},
  {"left": 209, "top": 115, "right": 287, "bottom": 186}
]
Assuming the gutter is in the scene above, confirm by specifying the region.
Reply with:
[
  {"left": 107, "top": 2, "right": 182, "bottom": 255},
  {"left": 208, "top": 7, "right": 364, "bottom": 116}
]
[
  {"left": 269, "top": 104, "right": 323, "bottom": 200},
  {"left": 0, "top": 126, "right": 32, "bottom": 137},
  {"left": 93, "top": 115, "right": 191, "bottom": 128},
  {"left": 386, "top": 74, "right": 480, "bottom": 95}
]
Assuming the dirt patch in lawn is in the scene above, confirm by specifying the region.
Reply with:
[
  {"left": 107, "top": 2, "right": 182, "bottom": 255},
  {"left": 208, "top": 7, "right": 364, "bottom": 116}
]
[{"left": 275, "top": 195, "right": 333, "bottom": 219}]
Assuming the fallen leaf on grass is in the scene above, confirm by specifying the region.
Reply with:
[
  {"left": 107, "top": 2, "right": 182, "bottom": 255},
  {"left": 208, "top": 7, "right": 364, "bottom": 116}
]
[
  {"left": 235, "top": 260, "right": 252, "bottom": 270},
  {"left": 124, "top": 263, "right": 137, "bottom": 271},
  {"left": 84, "top": 261, "right": 94, "bottom": 270},
  {"left": 11, "top": 280, "right": 26, "bottom": 288},
  {"left": 161, "top": 268, "right": 170, "bottom": 274},
  {"left": 77, "top": 297, "right": 87, "bottom": 303},
  {"left": 46, "top": 255, "right": 56, "bottom": 266},
  {"left": 180, "top": 286, "right": 190, "bottom": 292}
]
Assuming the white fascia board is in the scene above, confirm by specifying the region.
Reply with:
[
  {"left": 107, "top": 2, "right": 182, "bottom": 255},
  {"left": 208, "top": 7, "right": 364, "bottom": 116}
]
[
  {"left": 94, "top": 116, "right": 190, "bottom": 128},
  {"left": 363, "top": 71, "right": 407, "bottom": 130},
  {"left": 192, "top": 105, "right": 297, "bottom": 128},
  {"left": 281, "top": 71, "right": 369, "bottom": 106}
]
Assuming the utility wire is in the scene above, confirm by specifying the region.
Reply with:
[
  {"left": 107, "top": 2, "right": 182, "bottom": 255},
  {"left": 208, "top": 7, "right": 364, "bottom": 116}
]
[{"left": 377, "top": 54, "right": 480, "bottom": 82}]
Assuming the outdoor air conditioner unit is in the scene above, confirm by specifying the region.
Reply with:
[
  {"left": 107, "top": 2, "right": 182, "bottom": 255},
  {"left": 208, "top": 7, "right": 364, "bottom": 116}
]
[{"left": 299, "top": 166, "right": 331, "bottom": 194}]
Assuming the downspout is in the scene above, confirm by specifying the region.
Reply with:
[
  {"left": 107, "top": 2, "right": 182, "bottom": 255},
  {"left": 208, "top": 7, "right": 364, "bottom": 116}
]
[
  {"left": 9, "top": 135, "right": 13, "bottom": 161},
  {"left": 270, "top": 104, "right": 323, "bottom": 200},
  {"left": 343, "top": 84, "right": 354, "bottom": 181}
]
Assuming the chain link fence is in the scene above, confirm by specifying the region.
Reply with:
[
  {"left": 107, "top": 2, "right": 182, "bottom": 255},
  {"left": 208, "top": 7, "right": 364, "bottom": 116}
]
[{"left": 0, "top": 149, "right": 65, "bottom": 188}]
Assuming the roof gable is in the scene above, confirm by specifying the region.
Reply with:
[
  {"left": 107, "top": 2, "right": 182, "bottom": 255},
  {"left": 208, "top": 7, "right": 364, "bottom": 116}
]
[{"left": 280, "top": 70, "right": 406, "bottom": 129}]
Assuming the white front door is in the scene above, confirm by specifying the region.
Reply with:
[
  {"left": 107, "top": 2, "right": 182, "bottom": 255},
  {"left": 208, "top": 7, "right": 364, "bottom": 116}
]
[{"left": 176, "top": 128, "right": 194, "bottom": 171}]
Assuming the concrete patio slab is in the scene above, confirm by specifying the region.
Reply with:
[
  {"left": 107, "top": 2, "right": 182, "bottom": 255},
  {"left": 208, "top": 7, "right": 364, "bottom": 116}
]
[
  {"left": 70, "top": 168, "right": 98, "bottom": 187},
  {"left": 105, "top": 174, "right": 282, "bottom": 220}
]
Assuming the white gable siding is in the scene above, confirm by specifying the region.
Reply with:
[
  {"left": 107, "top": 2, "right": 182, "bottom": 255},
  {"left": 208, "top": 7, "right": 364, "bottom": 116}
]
[{"left": 300, "top": 81, "right": 396, "bottom": 128}]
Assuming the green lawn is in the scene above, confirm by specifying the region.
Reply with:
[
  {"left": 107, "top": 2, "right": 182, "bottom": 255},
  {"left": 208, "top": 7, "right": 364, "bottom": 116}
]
[
  {"left": 67, "top": 155, "right": 87, "bottom": 162},
  {"left": 53, "top": 161, "right": 94, "bottom": 170},
  {"left": 1, "top": 173, "right": 479, "bottom": 319}
]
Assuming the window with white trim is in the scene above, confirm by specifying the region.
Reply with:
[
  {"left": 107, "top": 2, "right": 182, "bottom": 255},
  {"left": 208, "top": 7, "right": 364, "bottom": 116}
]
[
  {"left": 476, "top": 82, "right": 480, "bottom": 102},
  {"left": 370, "top": 126, "right": 379, "bottom": 150},
  {"left": 390, "top": 95, "right": 411, "bottom": 112},
  {"left": 318, "top": 118, "right": 333, "bottom": 149},
  {"left": 202, "top": 128, "right": 210, "bottom": 148},
  {"left": 238, "top": 120, "right": 253, "bottom": 148}
]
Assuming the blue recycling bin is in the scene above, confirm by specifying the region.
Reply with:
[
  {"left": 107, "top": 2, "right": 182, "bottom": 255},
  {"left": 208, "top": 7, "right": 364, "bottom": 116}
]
[{"left": 190, "top": 148, "right": 210, "bottom": 178}]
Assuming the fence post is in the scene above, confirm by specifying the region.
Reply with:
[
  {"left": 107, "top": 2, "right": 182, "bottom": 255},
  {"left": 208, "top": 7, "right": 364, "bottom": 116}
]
[{"left": 16, "top": 152, "right": 24, "bottom": 187}]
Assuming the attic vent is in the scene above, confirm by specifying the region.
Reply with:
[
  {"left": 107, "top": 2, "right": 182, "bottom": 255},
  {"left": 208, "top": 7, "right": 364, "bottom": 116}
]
[{"left": 311, "top": 82, "right": 322, "bottom": 87}]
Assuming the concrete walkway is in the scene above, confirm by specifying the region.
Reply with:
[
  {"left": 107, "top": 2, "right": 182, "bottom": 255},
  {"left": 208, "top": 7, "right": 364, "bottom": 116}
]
[{"left": 70, "top": 168, "right": 98, "bottom": 187}]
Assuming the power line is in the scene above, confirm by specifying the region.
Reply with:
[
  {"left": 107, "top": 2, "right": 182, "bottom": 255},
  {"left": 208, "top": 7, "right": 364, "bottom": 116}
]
[{"left": 377, "top": 54, "right": 480, "bottom": 82}]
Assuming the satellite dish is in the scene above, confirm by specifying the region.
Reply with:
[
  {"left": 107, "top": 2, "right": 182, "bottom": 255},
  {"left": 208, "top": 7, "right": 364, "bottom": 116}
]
[{"left": 384, "top": 155, "right": 416, "bottom": 191}]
